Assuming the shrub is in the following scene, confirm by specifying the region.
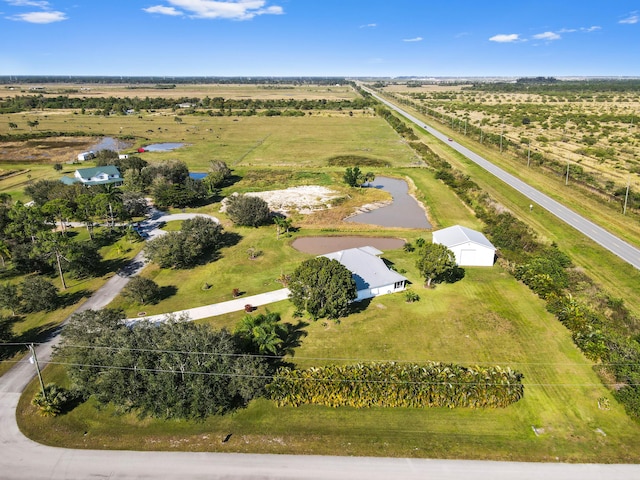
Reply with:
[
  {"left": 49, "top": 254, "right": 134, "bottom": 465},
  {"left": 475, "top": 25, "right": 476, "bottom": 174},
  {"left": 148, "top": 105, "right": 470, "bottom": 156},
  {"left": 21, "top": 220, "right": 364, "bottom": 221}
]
[{"left": 225, "top": 194, "right": 271, "bottom": 227}]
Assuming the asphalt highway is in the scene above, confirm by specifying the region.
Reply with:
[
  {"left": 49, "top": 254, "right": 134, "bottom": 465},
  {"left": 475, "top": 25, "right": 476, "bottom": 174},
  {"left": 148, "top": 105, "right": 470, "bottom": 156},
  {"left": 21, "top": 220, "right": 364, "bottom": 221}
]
[{"left": 364, "top": 87, "right": 640, "bottom": 270}]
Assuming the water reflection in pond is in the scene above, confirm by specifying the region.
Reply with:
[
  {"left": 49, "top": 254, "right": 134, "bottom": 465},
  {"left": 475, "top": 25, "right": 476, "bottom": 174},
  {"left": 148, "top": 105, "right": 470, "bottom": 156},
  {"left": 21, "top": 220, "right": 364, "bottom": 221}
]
[
  {"left": 143, "top": 142, "right": 186, "bottom": 152},
  {"left": 346, "top": 176, "right": 431, "bottom": 229},
  {"left": 292, "top": 236, "right": 405, "bottom": 255},
  {"left": 91, "top": 136, "right": 131, "bottom": 152}
]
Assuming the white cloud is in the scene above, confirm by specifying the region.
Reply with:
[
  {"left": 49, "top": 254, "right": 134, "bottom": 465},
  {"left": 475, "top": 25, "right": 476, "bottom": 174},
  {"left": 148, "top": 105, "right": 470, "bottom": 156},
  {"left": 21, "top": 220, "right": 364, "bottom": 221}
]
[
  {"left": 9, "top": 10, "right": 65, "bottom": 22},
  {"left": 581, "top": 25, "right": 601, "bottom": 32},
  {"left": 619, "top": 13, "right": 638, "bottom": 24},
  {"left": 403, "top": 36, "right": 423, "bottom": 42},
  {"left": 143, "top": 5, "right": 183, "bottom": 16},
  {"left": 146, "top": 0, "right": 284, "bottom": 20},
  {"left": 533, "top": 31, "right": 561, "bottom": 40},
  {"left": 489, "top": 33, "right": 521, "bottom": 43},
  {"left": 360, "top": 23, "right": 376, "bottom": 28},
  {"left": 5, "top": 0, "right": 50, "bottom": 6}
]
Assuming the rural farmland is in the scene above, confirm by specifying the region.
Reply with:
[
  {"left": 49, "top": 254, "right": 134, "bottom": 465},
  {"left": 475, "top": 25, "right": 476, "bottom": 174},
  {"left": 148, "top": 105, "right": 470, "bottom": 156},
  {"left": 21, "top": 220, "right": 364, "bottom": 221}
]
[{"left": 0, "top": 79, "right": 639, "bottom": 466}]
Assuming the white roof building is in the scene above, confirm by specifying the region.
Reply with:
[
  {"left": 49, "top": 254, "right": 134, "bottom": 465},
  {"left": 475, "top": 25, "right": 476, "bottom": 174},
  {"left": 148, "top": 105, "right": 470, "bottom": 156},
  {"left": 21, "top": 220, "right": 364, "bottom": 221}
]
[
  {"left": 432, "top": 225, "right": 496, "bottom": 267},
  {"left": 322, "top": 246, "right": 407, "bottom": 301}
]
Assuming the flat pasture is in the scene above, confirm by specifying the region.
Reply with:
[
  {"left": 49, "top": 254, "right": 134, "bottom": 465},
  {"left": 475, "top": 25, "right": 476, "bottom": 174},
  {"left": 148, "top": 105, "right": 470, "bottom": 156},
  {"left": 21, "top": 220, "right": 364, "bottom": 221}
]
[{"left": 2, "top": 83, "right": 357, "bottom": 100}]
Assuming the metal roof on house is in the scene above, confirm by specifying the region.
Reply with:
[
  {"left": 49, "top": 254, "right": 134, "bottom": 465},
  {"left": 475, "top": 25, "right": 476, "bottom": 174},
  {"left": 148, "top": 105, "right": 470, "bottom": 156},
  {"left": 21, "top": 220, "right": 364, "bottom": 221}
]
[
  {"left": 75, "top": 165, "right": 121, "bottom": 180},
  {"left": 322, "top": 247, "right": 407, "bottom": 291},
  {"left": 432, "top": 225, "right": 495, "bottom": 250}
]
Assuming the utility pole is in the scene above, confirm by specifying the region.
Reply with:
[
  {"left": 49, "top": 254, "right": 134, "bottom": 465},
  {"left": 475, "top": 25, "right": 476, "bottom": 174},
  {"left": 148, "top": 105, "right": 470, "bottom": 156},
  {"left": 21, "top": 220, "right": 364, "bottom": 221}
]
[
  {"left": 28, "top": 343, "right": 47, "bottom": 401},
  {"left": 623, "top": 177, "right": 631, "bottom": 215},
  {"left": 500, "top": 118, "right": 504, "bottom": 153},
  {"left": 464, "top": 119, "right": 467, "bottom": 135},
  {"left": 565, "top": 160, "right": 570, "bottom": 186},
  {"left": 527, "top": 139, "right": 531, "bottom": 168}
]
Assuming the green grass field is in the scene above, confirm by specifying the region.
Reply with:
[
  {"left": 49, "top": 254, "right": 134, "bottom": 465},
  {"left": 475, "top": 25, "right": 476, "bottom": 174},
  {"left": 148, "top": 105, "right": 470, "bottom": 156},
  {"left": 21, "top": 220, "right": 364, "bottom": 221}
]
[
  {"left": 5, "top": 85, "right": 640, "bottom": 462},
  {"left": 18, "top": 267, "right": 640, "bottom": 461}
]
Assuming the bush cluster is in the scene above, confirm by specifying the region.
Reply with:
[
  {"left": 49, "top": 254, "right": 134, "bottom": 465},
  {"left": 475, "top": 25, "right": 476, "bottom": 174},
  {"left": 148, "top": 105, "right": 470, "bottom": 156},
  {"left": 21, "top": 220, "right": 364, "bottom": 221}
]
[{"left": 268, "top": 362, "right": 524, "bottom": 409}]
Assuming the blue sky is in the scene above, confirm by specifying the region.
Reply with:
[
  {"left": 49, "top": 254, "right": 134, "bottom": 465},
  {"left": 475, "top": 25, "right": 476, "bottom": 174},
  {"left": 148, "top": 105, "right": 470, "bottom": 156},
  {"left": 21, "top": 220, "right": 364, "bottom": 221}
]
[{"left": 1, "top": 0, "right": 639, "bottom": 77}]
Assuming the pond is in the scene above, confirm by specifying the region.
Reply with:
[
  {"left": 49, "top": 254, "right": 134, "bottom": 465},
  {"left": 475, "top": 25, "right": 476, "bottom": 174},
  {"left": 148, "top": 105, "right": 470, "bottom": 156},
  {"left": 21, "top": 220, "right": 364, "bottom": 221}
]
[
  {"left": 346, "top": 176, "right": 431, "bottom": 229},
  {"left": 291, "top": 236, "right": 405, "bottom": 254},
  {"left": 142, "top": 142, "right": 186, "bottom": 152},
  {"left": 189, "top": 172, "right": 207, "bottom": 180},
  {"left": 90, "top": 136, "right": 132, "bottom": 152}
]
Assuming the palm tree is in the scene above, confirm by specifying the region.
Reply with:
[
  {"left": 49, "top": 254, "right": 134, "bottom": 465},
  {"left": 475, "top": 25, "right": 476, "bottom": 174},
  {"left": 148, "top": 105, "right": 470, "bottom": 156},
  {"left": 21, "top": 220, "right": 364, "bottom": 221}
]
[{"left": 273, "top": 216, "right": 291, "bottom": 240}]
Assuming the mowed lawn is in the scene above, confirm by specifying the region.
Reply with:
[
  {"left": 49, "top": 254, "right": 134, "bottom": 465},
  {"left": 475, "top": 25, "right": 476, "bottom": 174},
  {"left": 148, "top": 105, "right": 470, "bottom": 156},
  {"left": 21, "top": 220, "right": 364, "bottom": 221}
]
[{"left": 19, "top": 266, "right": 640, "bottom": 461}]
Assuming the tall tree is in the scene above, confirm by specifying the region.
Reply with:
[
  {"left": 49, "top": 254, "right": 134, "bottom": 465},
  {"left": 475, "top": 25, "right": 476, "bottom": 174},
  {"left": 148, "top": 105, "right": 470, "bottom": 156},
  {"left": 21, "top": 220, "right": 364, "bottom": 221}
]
[
  {"left": 288, "top": 257, "right": 357, "bottom": 320},
  {"left": 20, "top": 276, "right": 58, "bottom": 313},
  {"left": 74, "top": 193, "right": 97, "bottom": 240},
  {"left": 415, "top": 243, "right": 457, "bottom": 288},
  {"left": 0, "top": 283, "right": 21, "bottom": 316},
  {"left": 34, "top": 232, "right": 72, "bottom": 290},
  {"left": 42, "top": 198, "right": 73, "bottom": 233}
]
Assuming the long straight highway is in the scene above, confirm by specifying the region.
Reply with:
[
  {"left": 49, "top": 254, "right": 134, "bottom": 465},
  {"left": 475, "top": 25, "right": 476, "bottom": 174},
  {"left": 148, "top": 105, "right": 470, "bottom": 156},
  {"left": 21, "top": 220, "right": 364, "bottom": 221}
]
[{"left": 363, "top": 86, "right": 640, "bottom": 270}]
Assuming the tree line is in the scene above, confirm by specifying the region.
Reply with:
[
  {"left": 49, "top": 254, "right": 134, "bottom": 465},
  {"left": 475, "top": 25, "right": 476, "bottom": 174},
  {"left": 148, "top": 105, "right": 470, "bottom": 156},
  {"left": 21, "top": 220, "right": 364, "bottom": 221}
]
[
  {"left": 0, "top": 95, "right": 375, "bottom": 115},
  {"left": 411, "top": 138, "right": 640, "bottom": 420}
]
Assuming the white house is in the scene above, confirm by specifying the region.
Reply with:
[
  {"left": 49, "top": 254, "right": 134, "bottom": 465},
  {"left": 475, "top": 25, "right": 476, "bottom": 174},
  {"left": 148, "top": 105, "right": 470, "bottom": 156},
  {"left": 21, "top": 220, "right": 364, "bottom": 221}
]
[
  {"left": 60, "top": 165, "right": 123, "bottom": 187},
  {"left": 77, "top": 151, "right": 95, "bottom": 162},
  {"left": 322, "top": 246, "right": 407, "bottom": 301},
  {"left": 432, "top": 225, "right": 496, "bottom": 267}
]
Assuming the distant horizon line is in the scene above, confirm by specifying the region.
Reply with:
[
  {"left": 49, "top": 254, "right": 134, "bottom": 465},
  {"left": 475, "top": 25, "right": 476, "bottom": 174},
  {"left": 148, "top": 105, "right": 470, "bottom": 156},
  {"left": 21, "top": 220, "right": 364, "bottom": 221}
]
[{"left": 1, "top": 74, "right": 640, "bottom": 81}]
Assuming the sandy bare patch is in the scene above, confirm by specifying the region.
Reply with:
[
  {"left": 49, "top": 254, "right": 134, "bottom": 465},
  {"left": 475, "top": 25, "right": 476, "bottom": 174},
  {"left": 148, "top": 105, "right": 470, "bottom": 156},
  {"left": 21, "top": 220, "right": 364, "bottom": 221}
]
[{"left": 223, "top": 186, "right": 343, "bottom": 215}]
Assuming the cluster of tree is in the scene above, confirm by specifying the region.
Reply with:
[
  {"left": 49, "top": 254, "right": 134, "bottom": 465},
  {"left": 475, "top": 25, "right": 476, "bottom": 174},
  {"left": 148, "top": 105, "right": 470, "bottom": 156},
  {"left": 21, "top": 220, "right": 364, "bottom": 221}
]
[
  {"left": 0, "top": 95, "right": 373, "bottom": 115},
  {"left": 343, "top": 166, "right": 375, "bottom": 188},
  {"left": 0, "top": 198, "right": 102, "bottom": 290},
  {"left": 224, "top": 194, "right": 271, "bottom": 227},
  {"left": 412, "top": 137, "right": 640, "bottom": 419},
  {"left": 0, "top": 276, "right": 59, "bottom": 314},
  {"left": 374, "top": 106, "right": 418, "bottom": 140},
  {"left": 288, "top": 257, "right": 357, "bottom": 320},
  {"left": 144, "top": 216, "right": 222, "bottom": 269},
  {"left": 469, "top": 79, "right": 640, "bottom": 94},
  {"left": 268, "top": 362, "right": 524, "bottom": 409},
  {"left": 54, "top": 309, "right": 270, "bottom": 419},
  {"left": 0, "top": 76, "right": 349, "bottom": 85}
]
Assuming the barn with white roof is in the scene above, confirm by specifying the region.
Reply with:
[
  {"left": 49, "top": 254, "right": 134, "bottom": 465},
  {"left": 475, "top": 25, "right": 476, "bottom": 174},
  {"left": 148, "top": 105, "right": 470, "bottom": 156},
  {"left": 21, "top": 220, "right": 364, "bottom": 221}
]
[{"left": 432, "top": 225, "right": 496, "bottom": 267}]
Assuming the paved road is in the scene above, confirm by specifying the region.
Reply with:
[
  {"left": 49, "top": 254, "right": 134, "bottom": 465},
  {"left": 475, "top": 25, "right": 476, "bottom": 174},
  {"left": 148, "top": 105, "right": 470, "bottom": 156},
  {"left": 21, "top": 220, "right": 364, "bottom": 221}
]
[
  {"left": 363, "top": 87, "right": 640, "bottom": 270},
  {"left": 128, "top": 288, "right": 291, "bottom": 324}
]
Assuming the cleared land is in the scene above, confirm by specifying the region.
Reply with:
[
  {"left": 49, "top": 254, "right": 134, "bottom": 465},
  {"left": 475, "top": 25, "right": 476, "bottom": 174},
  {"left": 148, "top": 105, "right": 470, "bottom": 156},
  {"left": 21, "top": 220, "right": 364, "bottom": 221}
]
[{"left": 3, "top": 83, "right": 640, "bottom": 462}]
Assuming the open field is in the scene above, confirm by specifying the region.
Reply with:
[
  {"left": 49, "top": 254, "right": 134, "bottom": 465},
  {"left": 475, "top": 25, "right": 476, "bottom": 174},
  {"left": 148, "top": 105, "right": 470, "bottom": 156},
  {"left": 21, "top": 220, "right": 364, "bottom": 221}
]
[
  {"left": 4, "top": 82, "right": 640, "bottom": 462},
  {"left": 0, "top": 113, "right": 415, "bottom": 169},
  {"left": 2, "top": 83, "right": 358, "bottom": 100}
]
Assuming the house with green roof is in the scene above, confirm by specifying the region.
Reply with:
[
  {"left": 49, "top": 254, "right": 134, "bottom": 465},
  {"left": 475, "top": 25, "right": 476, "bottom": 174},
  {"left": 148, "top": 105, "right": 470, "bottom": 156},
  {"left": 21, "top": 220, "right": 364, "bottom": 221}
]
[{"left": 60, "top": 166, "right": 123, "bottom": 187}]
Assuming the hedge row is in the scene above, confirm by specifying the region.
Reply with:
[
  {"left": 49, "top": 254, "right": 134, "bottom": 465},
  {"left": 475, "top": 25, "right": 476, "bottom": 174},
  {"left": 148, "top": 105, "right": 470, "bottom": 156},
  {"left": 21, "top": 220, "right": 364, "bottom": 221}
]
[{"left": 267, "top": 362, "right": 524, "bottom": 409}]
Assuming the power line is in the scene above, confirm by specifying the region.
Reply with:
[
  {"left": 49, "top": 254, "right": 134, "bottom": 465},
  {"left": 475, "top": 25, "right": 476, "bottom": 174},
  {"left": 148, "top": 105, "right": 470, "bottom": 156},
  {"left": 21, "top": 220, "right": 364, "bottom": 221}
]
[{"left": 2, "top": 342, "right": 640, "bottom": 367}]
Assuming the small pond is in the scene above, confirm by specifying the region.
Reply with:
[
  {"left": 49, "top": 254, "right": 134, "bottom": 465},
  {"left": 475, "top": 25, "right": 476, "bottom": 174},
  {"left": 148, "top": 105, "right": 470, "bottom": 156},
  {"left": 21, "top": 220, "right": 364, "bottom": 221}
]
[
  {"left": 91, "top": 136, "right": 132, "bottom": 152},
  {"left": 346, "top": 176, "right": 431, "bottom": 229},
  {"left": 189, "top": 172, "right": 207, "bottom": 180},
  {"left": 292, "top": 236, "right": 405, "bottom": 255},
  {"left": 143, "top": 142, "right": 186, "bottom": 152}
]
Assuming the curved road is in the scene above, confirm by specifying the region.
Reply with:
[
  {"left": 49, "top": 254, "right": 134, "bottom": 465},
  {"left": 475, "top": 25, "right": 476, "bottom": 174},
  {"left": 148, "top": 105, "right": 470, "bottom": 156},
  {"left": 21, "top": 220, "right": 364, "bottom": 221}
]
[
  {"left": 2, "top": 191, "right": 640, "bottom": 478},
  {"left": 364, "top": 87, "right": 640, "bottom": 270}
]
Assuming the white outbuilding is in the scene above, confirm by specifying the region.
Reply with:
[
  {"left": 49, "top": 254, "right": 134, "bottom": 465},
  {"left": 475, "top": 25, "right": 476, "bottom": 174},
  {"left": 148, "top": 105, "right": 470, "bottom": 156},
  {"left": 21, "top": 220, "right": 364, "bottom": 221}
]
[{"left": 432, "top": 225, "right": 496, "bottom": 267}]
